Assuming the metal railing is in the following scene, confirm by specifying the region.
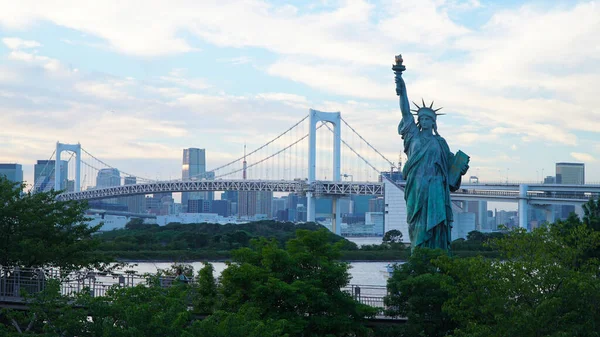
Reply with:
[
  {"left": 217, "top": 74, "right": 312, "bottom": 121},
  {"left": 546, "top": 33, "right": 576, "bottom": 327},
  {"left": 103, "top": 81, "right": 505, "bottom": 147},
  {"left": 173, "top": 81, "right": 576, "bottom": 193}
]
[
  {"left": 342, "top": 284, "right": 387, "bottom": 311},
  {"left": 1, "top": 267, "right": 391, "bottom": 316}
]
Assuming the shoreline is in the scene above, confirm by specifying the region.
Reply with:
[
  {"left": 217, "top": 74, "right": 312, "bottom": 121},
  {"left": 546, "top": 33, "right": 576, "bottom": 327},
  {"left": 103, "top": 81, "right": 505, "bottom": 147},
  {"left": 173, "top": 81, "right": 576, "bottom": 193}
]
[{"left": 115, "top": 258, "right": 407, "bottom": 263}]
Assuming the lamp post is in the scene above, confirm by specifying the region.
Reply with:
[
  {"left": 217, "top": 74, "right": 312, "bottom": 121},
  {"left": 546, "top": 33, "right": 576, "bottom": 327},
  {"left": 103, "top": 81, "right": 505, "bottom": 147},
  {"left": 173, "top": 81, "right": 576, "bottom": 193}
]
[{"left": 343, "top": 173, "right": 354, "bottom": 182}]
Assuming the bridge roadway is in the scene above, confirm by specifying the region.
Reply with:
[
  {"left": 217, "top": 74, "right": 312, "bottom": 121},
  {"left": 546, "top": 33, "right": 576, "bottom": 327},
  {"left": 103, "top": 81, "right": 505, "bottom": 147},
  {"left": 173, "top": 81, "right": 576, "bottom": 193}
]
[{"left": 57, "top": 179, "right": 600, "bottom": 206}]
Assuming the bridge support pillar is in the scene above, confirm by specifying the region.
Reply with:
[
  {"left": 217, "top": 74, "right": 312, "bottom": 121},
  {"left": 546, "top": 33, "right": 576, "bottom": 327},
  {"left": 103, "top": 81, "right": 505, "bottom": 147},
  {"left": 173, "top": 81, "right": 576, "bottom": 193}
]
[
  {"left": 307, "top": 192, "right": 316, "bottom": 222},
  {"left": 56, "top": 142, "right": 81, "bottom": 192},
  {"left": 545, "top": 205, "right": 555, "bottom": 224},
  {"left": 307, "top": 109, "right": 341, "bottom": 229},
  {"left": 518, "top": 184, "right": 528, "bottom": 230},
  {"left": 331, "top": 197, "right": 342, "bottom": 235}
]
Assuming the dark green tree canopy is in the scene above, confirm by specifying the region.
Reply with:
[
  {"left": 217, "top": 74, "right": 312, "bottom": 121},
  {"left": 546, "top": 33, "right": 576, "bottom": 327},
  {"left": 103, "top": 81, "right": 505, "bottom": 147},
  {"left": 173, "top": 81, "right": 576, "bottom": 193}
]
[
  {"left": 382, "top": 229, "right": 403, "bottom": 244},
  {"left": 0, "top": 176, "right": 109, "bottom": 269}
]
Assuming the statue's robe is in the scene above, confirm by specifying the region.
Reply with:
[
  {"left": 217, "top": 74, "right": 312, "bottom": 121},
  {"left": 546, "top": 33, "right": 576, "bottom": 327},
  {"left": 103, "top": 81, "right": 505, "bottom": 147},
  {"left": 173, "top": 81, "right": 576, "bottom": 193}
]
[{"left": 399, "top": 118, "right": 457, "bottom": 250}]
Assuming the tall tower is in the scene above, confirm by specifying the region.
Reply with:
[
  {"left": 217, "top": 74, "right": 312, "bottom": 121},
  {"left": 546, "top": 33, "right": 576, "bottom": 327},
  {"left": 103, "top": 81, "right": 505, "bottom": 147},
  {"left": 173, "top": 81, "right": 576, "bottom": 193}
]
[
  {"left": 182, "top": 148, "right": 207, "bottom": 211},
  {"left": 34, "top": 160, "right": 67, "bottom": 192}
]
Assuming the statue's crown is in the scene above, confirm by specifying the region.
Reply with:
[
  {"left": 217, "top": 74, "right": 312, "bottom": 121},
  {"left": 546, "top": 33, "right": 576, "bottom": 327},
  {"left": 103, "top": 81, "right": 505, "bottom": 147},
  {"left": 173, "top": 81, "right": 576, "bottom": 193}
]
[{"left": 411, "top": 99, "right": 444, "bottom": 120}]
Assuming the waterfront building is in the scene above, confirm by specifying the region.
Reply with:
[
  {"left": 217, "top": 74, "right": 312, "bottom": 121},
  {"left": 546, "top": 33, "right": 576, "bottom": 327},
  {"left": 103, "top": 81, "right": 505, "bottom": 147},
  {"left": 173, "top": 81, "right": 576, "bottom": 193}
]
[
  {"left": 212, "top": 200, "right": 231, "bottom": 217},
  {"left": 272, "top": 197, "right": 286, "bottom": 218},
  {"left": 188, "top": 199, "right": 212, "bottom": 213},
  {"left": 0, "top": 163, "right": 23, "bottom": 183},
  {"left": 34, "top": 160, "right": 67, "bottom": 192},
  {"left": 238, "top": 191, "right": 273, "bottom": 217},
  {"left": 119, "top": 176, "right": 146, "bottom": 213},
  {"left": 182, "top": 148, "right": 213, "bottom": 210},
  {"left": 556, "top": 162, "right": 585, "bottom": 184},
  {"left": 96, "top": 168, "right": 121, "bottom": 204},
  {"left": 451, "top": 212, "right": 476, "bottom": 240},
  {"left": 368, "top": 197, "right": 385, "bottom": 213}
]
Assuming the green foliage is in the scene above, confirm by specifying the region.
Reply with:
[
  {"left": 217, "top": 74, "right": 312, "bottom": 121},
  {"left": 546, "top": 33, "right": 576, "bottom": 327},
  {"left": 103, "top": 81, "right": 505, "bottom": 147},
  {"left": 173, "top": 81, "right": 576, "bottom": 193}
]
[
  {"left": 81, "top": 283, "right": 192, "bottom": 337},
  {"left": 439, "top": 214, "right": 600, "bottom": 337},
  {"left": 96, "top": 220, "right": 355, "bottom": 254},
  {"left": 451, "top": 230, "right": 504, "bottom": 254},
  {"left": 193, "top": 262, "right": 218, "bottom": 314},
  {"left": 185, "top": 307, "right": 290, "bottom": 337},
  {"left": 1, "top": 228, "right": 379, "bottom": 336},
  {"left": 0, "top": 279, "right": 90, "bottom": 336},
  {"left": 218, "top": 228, "right": 377, "bottom": 336},
  {"left": 583, "top": 197, "right": 600, "bottom": 232},
  {"left": 384, "top": 248, "right": 455, "bottom": 337},
  {"left": 385, "top": 205, "right": 600, "bottom": 337},
  {"left": 382, "top": 229, "right": 403, "bottom": 244},
  {"left": 0, "top": 176, "right": 109, "bottom": 270}
]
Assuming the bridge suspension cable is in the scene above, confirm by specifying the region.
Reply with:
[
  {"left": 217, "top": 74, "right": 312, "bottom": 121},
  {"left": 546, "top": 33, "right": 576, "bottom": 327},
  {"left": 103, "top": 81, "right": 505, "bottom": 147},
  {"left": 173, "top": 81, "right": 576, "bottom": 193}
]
[
  {"left": 203, "top": 114, "right": 309, "bottom": 177},
  {"left": 215, "top": 122, "right": 323, "bottom": 179},
  {"left": 80, "top": 147, "right": 155, "bottom": 182},
  {"left": 322, "top": 122, "right": 382, "bottom": 176},
  {"left": 340, "top": 117, "right": 397, "bottom": 170}
]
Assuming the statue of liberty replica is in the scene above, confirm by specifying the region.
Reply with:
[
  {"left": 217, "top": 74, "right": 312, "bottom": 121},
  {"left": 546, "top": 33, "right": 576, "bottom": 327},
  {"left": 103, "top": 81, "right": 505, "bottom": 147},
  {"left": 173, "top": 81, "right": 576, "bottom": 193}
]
[{"left": 393, "top": 55, "right": 469, "bottom": 251}]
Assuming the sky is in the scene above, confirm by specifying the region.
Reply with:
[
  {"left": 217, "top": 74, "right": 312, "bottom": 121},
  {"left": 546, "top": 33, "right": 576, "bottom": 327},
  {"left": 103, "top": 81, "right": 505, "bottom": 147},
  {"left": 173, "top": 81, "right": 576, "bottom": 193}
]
[{"left": 1, "top": 0, "right": 599, "bottom": 190}]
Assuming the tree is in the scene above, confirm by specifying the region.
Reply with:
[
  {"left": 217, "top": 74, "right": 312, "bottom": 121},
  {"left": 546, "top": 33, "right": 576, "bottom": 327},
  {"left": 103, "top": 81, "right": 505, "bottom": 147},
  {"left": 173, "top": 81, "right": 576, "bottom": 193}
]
[
  {"left": 193, "top": 262, "right": 218, "bottom": 314},
  {"left": 583, "top": 197, "right": 600, "bottom": 232},
  {"left": 217, "top": 228, "right": 377, "bottom": 337},
  {"left": 384, "top": 248, "right": 455, "bottom": 337},
  {"left": 0, "top": 177, "right": 109, "bottom": 270},
  {"left": 438, "top": 220, "right": 600, "bottom": 337},
  {"left": 382, "top": 229, "right": 403, "bottom": 244},
  {"left": 465, "top": 230, "right": 486, "bottom": 242}
]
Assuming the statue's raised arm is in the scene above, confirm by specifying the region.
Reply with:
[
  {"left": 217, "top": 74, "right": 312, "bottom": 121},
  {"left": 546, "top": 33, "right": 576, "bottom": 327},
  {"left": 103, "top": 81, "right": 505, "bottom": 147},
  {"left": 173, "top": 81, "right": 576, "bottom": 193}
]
[{"left": 393, "top": 55, "right": 412, "bottom": 122}]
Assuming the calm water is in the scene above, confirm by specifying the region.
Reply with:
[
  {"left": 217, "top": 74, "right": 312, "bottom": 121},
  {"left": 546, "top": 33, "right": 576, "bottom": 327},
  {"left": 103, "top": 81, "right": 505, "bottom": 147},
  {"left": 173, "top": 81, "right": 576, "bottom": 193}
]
[
  {"left": 129, "top": 237, "right": 396, "bottom": 286},
  {"left": 131, "top": 261, "right": 396, "bottom": 286},
  {"left": 346, "top": 236, "right": 383, "bottom": 247}
]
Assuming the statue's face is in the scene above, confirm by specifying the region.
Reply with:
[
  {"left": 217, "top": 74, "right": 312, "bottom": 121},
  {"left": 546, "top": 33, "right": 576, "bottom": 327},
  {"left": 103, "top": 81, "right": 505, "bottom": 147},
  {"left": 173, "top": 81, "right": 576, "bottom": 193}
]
[{"left": 419, "top": 115, "right": 434, "bottom": 130}]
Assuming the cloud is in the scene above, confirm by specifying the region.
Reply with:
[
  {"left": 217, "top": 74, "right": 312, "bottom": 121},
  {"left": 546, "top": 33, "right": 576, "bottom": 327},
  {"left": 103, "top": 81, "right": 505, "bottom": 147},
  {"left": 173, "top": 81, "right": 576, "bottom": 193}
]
[
  {"left": 570, "top": 152, "right": 596, "bottom": 163},
  {"left": 2, "top": 37, "right": 41, "bottom": 49},
  {"left": 75, "top": 79, "right": 134, "bottom": 100},
  {"left": 0, "top": 1, "right": 599, "bottom": 184},
  {"left": 217, "top": 56, "right": 252, "bottom": 65},
  {"left": 159, "top": 69, "right": 211, "bottom": 91}
]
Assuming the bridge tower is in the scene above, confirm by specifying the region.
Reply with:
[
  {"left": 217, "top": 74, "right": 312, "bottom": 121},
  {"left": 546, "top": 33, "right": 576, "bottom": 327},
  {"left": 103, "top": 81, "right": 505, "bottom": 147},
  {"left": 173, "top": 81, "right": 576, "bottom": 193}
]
[
  {"left": 307, "top": 109, "right": 342, "bottom": 234},
  {"left": 55, "top": 142, "right": 81, "bottom": 192}
]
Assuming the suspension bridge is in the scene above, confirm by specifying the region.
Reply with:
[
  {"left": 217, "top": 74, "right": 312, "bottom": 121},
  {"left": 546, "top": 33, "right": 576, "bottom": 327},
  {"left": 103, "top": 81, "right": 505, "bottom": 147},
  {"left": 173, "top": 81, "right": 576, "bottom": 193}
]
[
  {"left": 34, "top": 110, "right": 405, "bottom": 234},
  {"left": 32, "top": 109, "right": 600, "bottom": 233}
]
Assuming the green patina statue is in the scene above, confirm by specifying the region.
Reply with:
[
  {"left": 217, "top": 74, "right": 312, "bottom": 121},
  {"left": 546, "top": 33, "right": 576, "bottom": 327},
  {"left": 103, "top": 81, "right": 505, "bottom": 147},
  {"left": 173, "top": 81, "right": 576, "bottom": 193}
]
[{"left": 393, "top": 55, "right": 469, "bottom": 252}]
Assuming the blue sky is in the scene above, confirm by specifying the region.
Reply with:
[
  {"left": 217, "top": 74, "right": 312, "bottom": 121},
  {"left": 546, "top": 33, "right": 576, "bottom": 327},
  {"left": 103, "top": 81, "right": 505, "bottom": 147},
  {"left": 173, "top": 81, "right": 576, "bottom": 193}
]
[{"left": 0, "top": 0, "right": 599, "bottom": 190}]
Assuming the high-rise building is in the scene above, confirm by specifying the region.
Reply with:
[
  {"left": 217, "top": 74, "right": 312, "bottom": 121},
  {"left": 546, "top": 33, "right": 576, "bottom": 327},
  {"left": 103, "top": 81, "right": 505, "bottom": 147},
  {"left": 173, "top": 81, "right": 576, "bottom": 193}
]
[
  {"left": 212, "top": 200, "right": 231, "bottom": 217},
  {"left": 368, "top": 197, "right": 385, "bottom": 213},
  {"left": 238, "top": 191, "right": 273, "bottom": 217},
  {"left": 188, "top": 199, "right": 212, "bottom": 213},
  {"left": 34, "top": 160, "right": 67, "bottom": 192},
  {"left": 0, "top": 163, "right": 23, "bottom": 183},
  {"left": 96, "top": 168, "right": 121, "bottom": 187},
  {"left": 96, "top": 168, "right": 121, "bottom": 204},
  {"left": 556, "top": 162, "right": 585, "bottom": 184},
  {"left": 120, "top": 176, "right": 146, "bottom": 213},
  {"left": 221, "top": 191, "right": 238, "bottom": 203},
  {"left": 272, "top": 198, "right": 286, "bottom": 218},
  {"left": 555, "top": 162, "right": 584, "bottom": 221},
  {"left": 182, "top": 148, "right": 212, "bottom": 210}
]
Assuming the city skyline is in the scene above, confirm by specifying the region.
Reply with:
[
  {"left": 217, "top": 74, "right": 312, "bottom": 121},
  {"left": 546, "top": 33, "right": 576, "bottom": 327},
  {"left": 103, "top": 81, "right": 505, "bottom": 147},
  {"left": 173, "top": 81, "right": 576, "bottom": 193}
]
[{"left": 1, "top": 0, "right": 599, "bottom": 187}]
